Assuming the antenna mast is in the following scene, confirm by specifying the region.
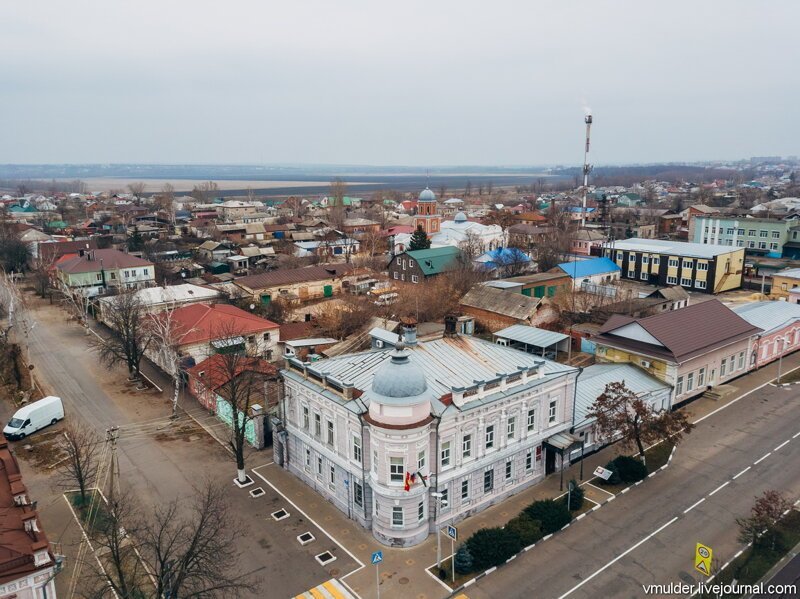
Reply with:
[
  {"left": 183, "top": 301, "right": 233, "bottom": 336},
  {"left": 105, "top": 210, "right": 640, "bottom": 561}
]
[{"left": 581, "top": 113, "right": 593, "bottom": 227}]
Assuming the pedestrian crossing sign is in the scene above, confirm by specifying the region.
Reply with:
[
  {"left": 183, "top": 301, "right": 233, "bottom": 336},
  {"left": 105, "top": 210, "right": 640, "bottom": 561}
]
[{"left": 694, "top": 543, "right": 712, "bottom": 576}]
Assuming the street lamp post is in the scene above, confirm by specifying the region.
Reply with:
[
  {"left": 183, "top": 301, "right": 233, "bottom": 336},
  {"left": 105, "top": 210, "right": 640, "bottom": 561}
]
[
  {"left": 777, "top": 337, "right": 786, "bottom": 384},
  {"left": 431, "top": 492, "right": 448, "bottom": 570}
]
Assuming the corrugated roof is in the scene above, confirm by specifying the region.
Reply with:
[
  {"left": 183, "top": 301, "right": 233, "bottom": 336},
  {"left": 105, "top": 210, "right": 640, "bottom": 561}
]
[
  {"left": 732, "top": 301, "right": 800, "bottom": 335},
  {"left": 597, "top": 299, "right": 761, "bottom": 362},
  {"left": 494, "top": 324, "right": 568, "bottom": 347},
  {"left": 56, "top": 248, "right": 152, "bottom": 274},
  {"left": 234, "top": 263, "right": 354, "bottom": 291},
  {"left": 574, "top": 363, "right": 671, "bottom": 428},
  {"left": 556, "top": 257, "right": 620, "bottom": 278},
  {"left": 404, "top": 246, "right": 462, "bottom": 275},
  {"left": 163, "top": 303, "right": 278, "bottom": 345},
  {"left": 460, "top": 286, "right": 541, "bottom": 320},
  {"left": 603, "top": 238, "right": 739, "bottom": 259}
]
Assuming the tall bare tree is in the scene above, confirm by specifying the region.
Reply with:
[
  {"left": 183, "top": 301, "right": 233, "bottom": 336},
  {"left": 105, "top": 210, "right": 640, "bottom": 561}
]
[
  {"left": 128, "top": 182, "right": 147, "bottom": 205},
  {"left": 149, "top": 307, "right": 183, "bottom": 417},
  {"left": 91, "top": 289, "right": 154, "bottom": 383},
  {"left": 59, "top": 423, "right": 102, "bottom": 506}
]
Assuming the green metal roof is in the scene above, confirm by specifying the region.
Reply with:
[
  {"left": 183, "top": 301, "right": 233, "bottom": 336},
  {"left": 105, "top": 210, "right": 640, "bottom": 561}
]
[{"left": 406, "top": 246, "right": 462, "bottom": 275}]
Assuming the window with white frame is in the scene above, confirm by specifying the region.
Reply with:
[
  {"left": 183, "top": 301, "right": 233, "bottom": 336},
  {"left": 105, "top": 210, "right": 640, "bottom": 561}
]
[
  {"left": 730, "top": 354, "right": 737, "bottom": 370},
  {"left": 372, "top": 450, "right": 378, "bottom": 473},
  {"left": 548, "top": 400, "right": 557, "bottom": 424},
  {"left": 652, "top": 257, "right": 660, "bottom": 266},
  {"left": 417, "top": 450, "right": 426, "bottom": 471},
  {"left": 738, "top": 228, "right": 745, "bottom": 235},
  {"left": 418, "top": 501, "right": 425, "bottom": 521},
  {"left": 681, "top": 277, "right": 692, "bottom": 287},
  {"left": 389, "top": 457, "right": 404, "bottom": 483},
  {"left": 353, "top": 435, "right": 362, "bottom": 463},
  {"left": 640, "top": 271, "right": 649, "bottom": 280},
  {"left": 526, "top": 449, "right": 533, "bottom": 470},
  {"left": 314, "top": 413, "right": 321, "bottom": 437},
  {"left": 668, "top": 258, "right": 679, "bottom": 267},
  {"left": 616, "top": 251, "right": 623, "bottom": 261},
  {"left": 329, "top": 465, "right": 335, "bottom": 488},
  {"left": 462, "top": 434, "right": 472, "bottom": 458},
  {"left": 305, "top": 448, "right": 311, "bottom": 469},
  {"left": 392, "top": 506, "right": 404, "bottom": 527},
  {"left": 770, "top": 243, "right": 779, "bottom": 250},
  {"left": 354, "top": 481, "right": 363, "bottom": 506},
  {"left": 505, "top": 460, "right": 513, "bottom": 480},
  {"left": 642, "top": 255, "right": 649, "bottom": 264},
  {"left": 628, "top": 270, "right": 635, "bottom": 278},
  {"left": 772, "top": 231, "right": 780, "bottom": 239},
  {"left": 759, "top": 242, "right": 767, "bottom": 249},
  {"left": 695, "top": 280, "right": 706, "bottom": 289},
  {"left": 441, "top": 441, "right": 452, "bottom": 467},
  {"left": 484, "top": 469, "right": 494, "bottom": 492},
  {"left": 748, "top": 229, "right": 756, "bottom": 237},
  {"left": 682, "top": 260, "right": 693, "bottom": 269},
  {"left": 667, "top": 276, "right": 678, "bottom": 285},
  {"left": 697, "top": 262, "right": 709, "bottom": 271},
  {"left": 485, "top": 425, "right": 495, "bottom": 449},
  {"left": 461, "top": 479, "right": 469, "bottom": 500},
  {"left": 316, "top": 456, "right": 323, "bottom": 477},
  {"left": 326, "top": 420, "right": 334, "bottom": 446},
  {"left": 759, "top": 230, "right": 768, "bottom": 238},
  {"left": 676, "top": 376, "right": 684, "bottom": 395},
  {"left": 748, "top": 241, "right": 756, "bottom": 248},
  {"left": 440, "top": 488, "right": 449, "bottom": 510},
  {"left": 302, "top": 406, "right": 309, "bottom": 429},
  {"left": 411, "top": 275, "right": 419, "bottom": 283},
  {"left": 698, "top": 367, "right": 705, "bottom": 386},
  {"left": 527, "top": 409, "right": 536, "bottom": 431},
  {"left": 736, "top": 240, "right": 744, "bottom": 247},
  {"left": 720, "top": 358, "right": 727, "bottom": 377},
  {"left": 737, "top": 352, "right": 745, "bottom": 370},
  {"left": 686, "top": 372, "right": 694, "bottom": 392},
  {"left": 726, "top": 228, "right": 734, "bottom": 235},
  {"left": 507, "top": 417, "right": 516, "bottom": 439}
]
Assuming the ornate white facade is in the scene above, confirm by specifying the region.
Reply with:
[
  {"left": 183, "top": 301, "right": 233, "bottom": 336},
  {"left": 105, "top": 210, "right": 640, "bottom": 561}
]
[{"left": 274, "top": 323, "right": 578, "bottom": 547}]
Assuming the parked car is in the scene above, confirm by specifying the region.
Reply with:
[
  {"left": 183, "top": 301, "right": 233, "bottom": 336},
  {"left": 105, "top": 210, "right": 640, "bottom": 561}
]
[{"left": 3, "top": 396, "right": 64, "bottom": 440}]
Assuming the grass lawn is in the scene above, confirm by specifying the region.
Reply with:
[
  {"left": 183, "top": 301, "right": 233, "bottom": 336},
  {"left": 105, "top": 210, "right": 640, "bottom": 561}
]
[
  {"left": 699, "top": 510, "right": 800, "bottom": 598},
  {"left": 644, "top": 442, "right": 674, "bottom": 472}
]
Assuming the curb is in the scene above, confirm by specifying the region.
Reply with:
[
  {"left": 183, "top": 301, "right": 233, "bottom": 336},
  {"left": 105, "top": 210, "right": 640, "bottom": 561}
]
[{"left": 446, "top": 450, "right": 676, "bottom": 597}]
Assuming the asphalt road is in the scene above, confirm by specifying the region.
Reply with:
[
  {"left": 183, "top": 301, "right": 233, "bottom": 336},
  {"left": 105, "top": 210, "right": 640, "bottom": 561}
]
[
  {"left": 468, "top": 382, "right": 800, "bottom": 599},
  {"left": 21, "top": 298, "right": 355, "bottom": 598}
]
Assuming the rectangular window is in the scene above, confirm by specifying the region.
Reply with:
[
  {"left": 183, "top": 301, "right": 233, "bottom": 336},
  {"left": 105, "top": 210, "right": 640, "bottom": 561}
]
[
  {"left": 628, "top": 270, "right": 636, "bottom": 278},
  {"left": 695, "top": 280, "right": 706, "bottom": 289},
  {"left": 548, "top": 400, "right": 557, "bottom": 424},
  {"left": 738, "top": 228, "right": 745, "bottom": 235},
  {"left": 417, "top": 450, "right": 425, "bottom": 471},
  {"left": 748, "top": 241, "right": 756, "bottom": 248},
  {"left": 353, "top": 435, "right": 362, "bottom": 463},
  {"left": 681, "top": 277, "right": 692, "bottom": 287},
  {"left": 698, "top": 367, "right": 705, "bottom": 386},
  {"left": 505, "top": 460, "right": 513, "bottom": 480},
  {"left": 748, "top": 229, "right": 756, "bottom": 237},
  {"left": 697, "top": 262, "right": 708, "bottom": 271},
  {"left": 462, "top": 434, "right": 472, "bottom": 458},
  {"left": 303, "top": 406, "right": 309, "bottom": 429},
  {"left": 527, "top": 409, "right": 536, "bottom": 431},
  {"left": 317, "top": 456, "right": 323, "bottom": 477},
  {"left": 390, "top": 457, "right": 404, "bottom": 483},
  {"left": 441, "top": 441, "right": 451, "bottom": 467},
  {"left": 667, "top": 276, "right": 678, "bottom": 285},
  {"left": 392, "top": 506, "right": 403, "bottom": 527},
  {"left": 373, "top": 450, "right": 378, "bottom": 473},
  {"left": 440, "top": 488, "right": 449, "bottom": 510},
  {"left": 640, "top": 271, "right": 648, "bottom": 281},
  {"left": 770, "top": 242, "right": 779, "bottom": 250},
  {"left": 411, "top": 275, "right": 419, "bottom": 283},
  {"left": 143, "top": 268, "right": 149, "bottom": 275},
  {"left": 329, "top": 465, "right": 335, "bottom": 488},
  {"left": 760, "top": 230, "right": 768, "bottom": 238},
  {"left": 686, "top": 372, "right": 694, "bottom": 392},
  {"left": 730, "top": 354, "right": 736, "bottom": 371},
  {"left": 526, "top": 449, "right": 533, "bottom": 470},
  {"left": 652, "top": 257, "right": 660, "bottom": 266},
  {"left": 461, "top": 479, "right": 469, "bottom": 500},
  {"left": 484, "top": 469, "right": 494, "bottom": 492},
  {"left": 642, "top": 255, "right": 649, "bottom": 264},
  {"left": 326, "top": 420, "right": 334, "bottom": 446},
  {"left": 507, "top": 417, "right": 516, "bottom": 439},
  {"left": 616, "top": 251, "right": 623, "bottom": 261},
  {"left": 354, "top": 481, "right": 363, "bottom": 506},
  {"left": 759, "top": 242, "right": 767, "bottom": 249},
  {"left": 418, "top": 501, "right": 425, "bottom": 521},
  {"left": 726, "top": 228, "right": 734, "bottom": 235},
  {"left": 668, "top": 258, "right": 679, "bottom": 268},
  {"left": 314, "top": 413, "right": 321, "bottom": 437},
  {"left": 721, "top": 358, "right": 727, "bottom": 377},
  {"left": 682, "top": 260, "right": 693, "bottom": 269},
  {"left": 485, "top": 425, "right": 495, "bottom": 449},
  {"left": 305, "top": 448, "right": 311, "bottom": 469},
  {"left": 737, "top": 352, "right": 745, "bottom": 370},
  {"left": 736, "top": 240, "right": 744, "bottom": 247},
  {"left": 676, "top": 376, "right": 684, "bottom": 396},
  {"left": 772, "top": 231, "right": 780, "bottom": 239}
]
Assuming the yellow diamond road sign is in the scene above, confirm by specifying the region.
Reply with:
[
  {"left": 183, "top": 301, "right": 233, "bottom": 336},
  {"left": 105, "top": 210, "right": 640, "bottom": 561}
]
[{"left": 695, "top": 543, "right": 713, "bottom": 576}]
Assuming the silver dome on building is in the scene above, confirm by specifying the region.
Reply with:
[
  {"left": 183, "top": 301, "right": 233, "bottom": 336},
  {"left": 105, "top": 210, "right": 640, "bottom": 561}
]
[
  {"left": 368, "top": 344, "right": 431, "bottom": 405},
  {"left": 418, "top": 187, "right": 436, "bottom": 202},
  {"left": 454, "top": 211, "right": 467, "bottom": 223}
]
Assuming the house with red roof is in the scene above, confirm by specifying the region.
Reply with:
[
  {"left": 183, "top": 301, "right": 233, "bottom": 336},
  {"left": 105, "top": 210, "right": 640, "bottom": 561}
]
[
  {"left": 0, "top": 441, "right": 57, "bottom": 599},
  {"left": 186, "top": 354, "right": 279, "bottom": 411},
  {"left": 148, "top": 303, "right": 281, "bottom": 372}
]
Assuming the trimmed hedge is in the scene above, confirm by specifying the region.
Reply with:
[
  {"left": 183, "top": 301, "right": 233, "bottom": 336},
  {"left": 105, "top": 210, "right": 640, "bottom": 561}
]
[
  {"left": 611, "top": 455, "right": 647, "bottom": 483},
  {"left": 522, "top": 499, "right": 572, "bottom": 535},
  {"left": 465, "top": 527, "right": 523, "bottom": 571},
  {"left": 506, "top": 514, "right": 544, "bottom": 546}
]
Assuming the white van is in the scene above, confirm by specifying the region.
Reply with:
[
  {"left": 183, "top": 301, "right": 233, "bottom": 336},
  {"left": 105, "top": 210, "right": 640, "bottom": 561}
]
[{"left": 3, "top": 396, "right": 64, "bottom": 440}]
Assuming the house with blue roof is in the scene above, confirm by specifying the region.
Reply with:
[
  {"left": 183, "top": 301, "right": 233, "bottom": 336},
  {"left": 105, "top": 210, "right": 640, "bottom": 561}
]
[
  {"left": 555, "top": 257, "right": 621, "bottom": 289},
  {"left": 474, "top": 247, "right": 531, "bottom": 275}
]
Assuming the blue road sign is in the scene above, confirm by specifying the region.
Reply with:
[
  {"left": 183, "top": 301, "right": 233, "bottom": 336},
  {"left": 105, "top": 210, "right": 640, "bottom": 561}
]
[
  {"left": 447, "top": 525, "right": 458, "bottom": 541},
  {"left": 371, "top": 551, "right": 383, "bottom": 565}
]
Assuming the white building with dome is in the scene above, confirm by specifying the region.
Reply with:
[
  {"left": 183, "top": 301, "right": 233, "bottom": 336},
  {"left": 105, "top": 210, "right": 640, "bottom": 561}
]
[
  {"left": 393, "top": 188, "right": 505, "bottom": 254},
  {"left": 273, "top": 320, "right": 579, "bottom": 547}
]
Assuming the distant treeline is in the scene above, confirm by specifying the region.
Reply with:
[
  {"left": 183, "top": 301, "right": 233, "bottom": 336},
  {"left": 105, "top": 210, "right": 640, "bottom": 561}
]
[{"left": 552, "top": 165, "right": 756, "bottom": 187}]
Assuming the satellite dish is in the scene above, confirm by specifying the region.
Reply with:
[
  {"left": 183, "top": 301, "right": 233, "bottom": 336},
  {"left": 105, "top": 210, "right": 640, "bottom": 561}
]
[{"left": 249, "top": 304, "right": 256, "bottom": 311}]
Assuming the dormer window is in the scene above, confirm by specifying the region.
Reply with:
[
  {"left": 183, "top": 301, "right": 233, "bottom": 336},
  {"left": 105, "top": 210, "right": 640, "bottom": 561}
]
[
  {"left": 24, "top": 517, "right": 40, "bottom": 533},
  {"left": 13, "top": 493, "right": 27, "bottom": 506},
  {"left": 34, "top": 550, "right": 51, "bottom": 566}
]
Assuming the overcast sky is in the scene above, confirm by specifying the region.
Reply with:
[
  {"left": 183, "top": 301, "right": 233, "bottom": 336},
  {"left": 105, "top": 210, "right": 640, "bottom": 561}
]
[{"left": 2, "top": 1, "right": 798, "bottom": 166}]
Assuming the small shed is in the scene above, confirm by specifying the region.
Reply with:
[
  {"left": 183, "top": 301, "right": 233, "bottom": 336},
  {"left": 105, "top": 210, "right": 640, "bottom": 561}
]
[{"left": 493, "top": 324, "right": 570, "bottom": 359}]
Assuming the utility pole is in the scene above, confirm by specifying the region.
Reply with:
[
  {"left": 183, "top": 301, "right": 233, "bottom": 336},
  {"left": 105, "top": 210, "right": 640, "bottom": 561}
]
[
  {"left": 777, "top": 337, "right": 785, "bottom": 384},
  {"left": 106, "top": 426, "right": 120, "bottom": 510}
]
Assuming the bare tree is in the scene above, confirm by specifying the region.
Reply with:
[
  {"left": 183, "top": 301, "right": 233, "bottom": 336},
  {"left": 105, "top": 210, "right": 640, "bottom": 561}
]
[
  {"left": 206, "top": 324, "right": 276, "bottom": 484},
  {"left": 458, "top": 230, "right": 485, "bottom": 263},
  {"left": 128, "top": 182, "right": 147, "bottom": 205},
  {"left": 91, "top": 289, "right": 154, "bottom": 383},
  {"left": 57, "top": 280, "right": 91, "bottom": 334},
  {"left": 190, "top": 181, "right": 219, "bottom": 203},
  {"left": 149, "top": 307, "right": 183, "bottom": 417},
  {"left": 587, "top": 381, "right": 693, "bottom": 464},
  {"left": 59, "top": 423, "right": 102, "bottom": 505}
]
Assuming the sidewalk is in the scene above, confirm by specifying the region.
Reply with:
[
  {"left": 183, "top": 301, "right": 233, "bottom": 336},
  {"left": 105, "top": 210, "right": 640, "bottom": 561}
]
[{"left": 259, "top": 350, "right": 800, "bottom": 599}]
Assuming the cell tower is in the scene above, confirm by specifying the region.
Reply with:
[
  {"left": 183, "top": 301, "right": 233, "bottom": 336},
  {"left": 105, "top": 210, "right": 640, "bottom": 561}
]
[{"left": 581, "top": 113, "right": 593, "bottom": 227}]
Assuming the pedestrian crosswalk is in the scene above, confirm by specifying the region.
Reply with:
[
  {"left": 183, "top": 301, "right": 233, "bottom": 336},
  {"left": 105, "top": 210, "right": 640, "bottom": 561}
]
[{"left": 293, "top": 578, "right": 355, "bottom": 599}]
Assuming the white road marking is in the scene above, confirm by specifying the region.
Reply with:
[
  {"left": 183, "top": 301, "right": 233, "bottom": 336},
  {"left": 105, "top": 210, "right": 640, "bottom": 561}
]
[
  {"left": 683, "top": 498, "right": 706, "bottom": 514},
  {"left": 557, "top": 517, "right": 679, "bottom": 599},
  {"left": 775, "top": 440, "right": 790, "bottom": 451},
  {"left": 708, "top": 481, "right": 730, "bottom": 497},
  {"left": 794, "top": 431, "right": 800, "bottom": 439},
  {"left": 733, "top": 466, "right": 751, "bottom": 479},
  {"left": 754, "top": 452, "right": 772, "bottom": 465},
  {"left": 586, "top": 481, "right": 615, "bottom": 497}
]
